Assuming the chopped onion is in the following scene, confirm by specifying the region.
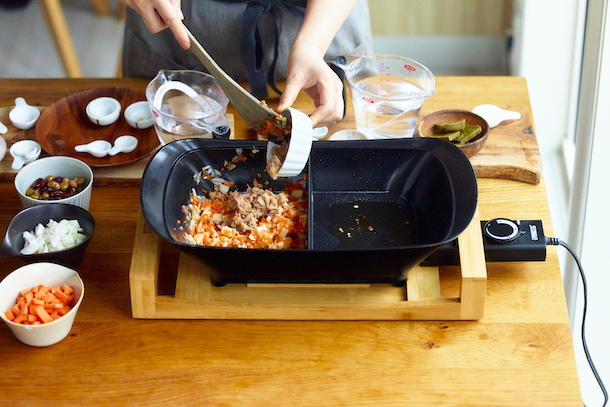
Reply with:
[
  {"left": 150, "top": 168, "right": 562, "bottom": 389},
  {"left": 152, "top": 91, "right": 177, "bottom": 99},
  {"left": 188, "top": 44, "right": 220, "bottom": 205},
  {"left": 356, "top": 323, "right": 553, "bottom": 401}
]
[{"left": 20, "top": 219, "right": 87, "bottom": 255}]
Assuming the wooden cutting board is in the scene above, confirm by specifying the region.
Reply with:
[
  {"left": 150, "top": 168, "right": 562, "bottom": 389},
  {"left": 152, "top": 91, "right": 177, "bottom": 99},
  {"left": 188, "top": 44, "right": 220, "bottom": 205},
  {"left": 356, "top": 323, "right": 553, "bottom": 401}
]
[
  {"left": 1, "top": 103, "right": 539, "bottom": 185},
  {"left": 323, "top": 104, "right": 541, "bottom": 184}
]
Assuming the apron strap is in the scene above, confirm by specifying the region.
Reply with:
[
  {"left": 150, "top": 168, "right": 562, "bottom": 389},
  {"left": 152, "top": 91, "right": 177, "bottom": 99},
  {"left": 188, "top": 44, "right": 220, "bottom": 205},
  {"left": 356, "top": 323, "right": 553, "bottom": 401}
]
[{"left": 213, "top": 0, "right": 306, "bottom": 98}]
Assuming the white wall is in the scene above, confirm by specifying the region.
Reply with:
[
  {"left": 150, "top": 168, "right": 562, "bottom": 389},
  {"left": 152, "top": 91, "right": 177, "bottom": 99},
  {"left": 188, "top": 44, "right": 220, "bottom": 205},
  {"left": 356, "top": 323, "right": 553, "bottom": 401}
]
[
  {"left": 515, "top": 0, "right": 610, "bottom": 405},
  {"left": 510, "top": 0, "right": 584, "bottom": 154},
  {"left": 566, "top": 0, "right": 610, "bottom": 404}
]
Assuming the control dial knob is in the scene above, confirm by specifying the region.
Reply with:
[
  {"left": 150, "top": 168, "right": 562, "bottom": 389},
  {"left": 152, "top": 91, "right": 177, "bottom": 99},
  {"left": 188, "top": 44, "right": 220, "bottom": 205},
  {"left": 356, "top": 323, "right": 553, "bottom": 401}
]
[{"left": 483, "top": 218, "right": 521, "bottom": 243}]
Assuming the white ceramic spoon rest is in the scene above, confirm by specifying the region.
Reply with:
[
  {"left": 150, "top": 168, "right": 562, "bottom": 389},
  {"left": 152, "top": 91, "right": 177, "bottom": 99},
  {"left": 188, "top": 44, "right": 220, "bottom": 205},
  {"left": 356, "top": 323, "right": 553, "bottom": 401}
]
[{"left": 472, "top": 104, "right": 521, "bottom": 128}]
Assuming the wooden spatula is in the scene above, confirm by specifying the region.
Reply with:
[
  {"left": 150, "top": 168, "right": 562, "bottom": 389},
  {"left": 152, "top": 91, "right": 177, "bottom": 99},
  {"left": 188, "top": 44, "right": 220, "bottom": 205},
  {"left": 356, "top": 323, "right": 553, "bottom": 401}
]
[{"left": 185, "top": 26, "right": 280, "bottom": 131}]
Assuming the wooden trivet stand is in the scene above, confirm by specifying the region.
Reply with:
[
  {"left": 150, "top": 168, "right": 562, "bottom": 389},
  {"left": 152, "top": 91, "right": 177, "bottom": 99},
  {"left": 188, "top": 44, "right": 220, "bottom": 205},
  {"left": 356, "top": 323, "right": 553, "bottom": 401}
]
[{"left": 129, "top": 208, "right": 486, "bottom": 320}]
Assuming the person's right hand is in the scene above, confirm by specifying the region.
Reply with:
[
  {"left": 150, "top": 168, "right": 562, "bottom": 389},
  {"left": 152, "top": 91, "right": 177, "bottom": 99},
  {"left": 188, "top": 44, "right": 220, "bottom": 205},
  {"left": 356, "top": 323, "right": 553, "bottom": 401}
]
[{"left": 120, "top": 0, "right": 190, "bottom": 49}]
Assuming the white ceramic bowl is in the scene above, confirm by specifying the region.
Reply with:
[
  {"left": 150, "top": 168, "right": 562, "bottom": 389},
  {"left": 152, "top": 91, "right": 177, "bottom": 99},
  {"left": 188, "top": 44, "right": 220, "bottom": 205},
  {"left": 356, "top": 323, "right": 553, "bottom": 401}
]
[
  {"left": 86, "top": 97, "right": 121, "bottom": 126},
  {"left": 0, "top": 262, "right": 84, "bottom": 347},
  {"left": 14, "top": 156, "right": 93, "bottom": 210},
  {"left": 124, "top": 101, "right": 153, "bottom": 129},
  {"left": 265, "top": 107, "right": 313, "bottom": 178}
]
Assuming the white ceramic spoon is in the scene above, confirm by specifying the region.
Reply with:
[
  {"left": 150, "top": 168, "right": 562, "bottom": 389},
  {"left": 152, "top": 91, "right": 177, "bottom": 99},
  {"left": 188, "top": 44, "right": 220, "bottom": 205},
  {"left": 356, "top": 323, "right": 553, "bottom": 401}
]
[
  {"left": 75, "top": 140, "right": 112, "bottom": 158},
  {"left": 0, "top": 120, "right": 8, "bottom": 135},
  {"left": 108, "top": 135, "right": 138, "bottom": 156},
  {"left": 10, "top": 140, "right": 41, "bottom": 170},
  {"left": 472, "top": 104, "right": 521, "bottom": 128}
]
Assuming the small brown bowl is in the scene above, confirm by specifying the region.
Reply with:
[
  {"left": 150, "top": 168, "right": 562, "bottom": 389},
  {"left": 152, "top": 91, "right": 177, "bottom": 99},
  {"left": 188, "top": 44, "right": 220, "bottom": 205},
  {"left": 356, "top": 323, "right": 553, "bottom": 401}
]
[{"left": 417, "top": 110, "right": 489, "bottom": 158}]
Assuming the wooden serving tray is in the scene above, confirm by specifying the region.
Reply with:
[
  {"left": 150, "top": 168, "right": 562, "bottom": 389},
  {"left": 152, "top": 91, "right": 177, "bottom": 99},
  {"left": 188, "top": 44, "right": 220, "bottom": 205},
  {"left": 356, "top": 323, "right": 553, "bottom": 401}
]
[
  {"left": 129, "top": 208, "right": 487, "bottom": 321},
  {"left": 35, "top": 87, "right": 159, "bottom": 168}
]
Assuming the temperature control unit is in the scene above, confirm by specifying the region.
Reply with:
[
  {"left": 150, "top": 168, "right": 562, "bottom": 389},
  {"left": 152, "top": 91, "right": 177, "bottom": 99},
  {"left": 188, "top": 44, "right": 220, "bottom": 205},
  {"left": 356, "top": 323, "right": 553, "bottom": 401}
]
[{"left": 421, "top": 219, "right": 547, "bottom": 266}]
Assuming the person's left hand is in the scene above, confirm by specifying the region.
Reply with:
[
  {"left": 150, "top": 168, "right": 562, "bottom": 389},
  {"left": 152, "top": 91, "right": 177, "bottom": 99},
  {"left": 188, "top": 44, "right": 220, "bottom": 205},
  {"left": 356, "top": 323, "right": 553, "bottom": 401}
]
[{"left": 277, "top": 40, "right": 343, "bottom": 128}]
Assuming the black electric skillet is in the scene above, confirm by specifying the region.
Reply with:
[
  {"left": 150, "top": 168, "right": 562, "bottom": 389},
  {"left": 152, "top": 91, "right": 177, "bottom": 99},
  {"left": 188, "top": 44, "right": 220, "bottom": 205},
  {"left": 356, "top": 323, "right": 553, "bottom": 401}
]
[{"left": 140, "top": 138, "right": 477, "bottom": 284}]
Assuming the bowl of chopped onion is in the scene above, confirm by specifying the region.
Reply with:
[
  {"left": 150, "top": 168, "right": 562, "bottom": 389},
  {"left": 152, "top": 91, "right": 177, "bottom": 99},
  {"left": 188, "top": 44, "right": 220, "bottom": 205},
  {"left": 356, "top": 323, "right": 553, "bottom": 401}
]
[{"left": 0, "top": 203, "right": 95, "bottom": 269}]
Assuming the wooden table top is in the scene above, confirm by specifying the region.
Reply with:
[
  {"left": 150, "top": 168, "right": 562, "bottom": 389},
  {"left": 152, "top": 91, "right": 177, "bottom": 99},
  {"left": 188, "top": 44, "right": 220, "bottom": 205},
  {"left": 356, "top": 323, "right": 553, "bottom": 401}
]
[{"left": 0, "top": 77, "right": 582, "bottom": 406}]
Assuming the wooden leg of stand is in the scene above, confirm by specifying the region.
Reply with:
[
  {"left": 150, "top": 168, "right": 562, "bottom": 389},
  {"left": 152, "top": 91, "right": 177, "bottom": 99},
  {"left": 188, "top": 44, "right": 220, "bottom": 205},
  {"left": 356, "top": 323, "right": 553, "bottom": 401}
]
[
  {"left": 407, "top": 265, "right": 442, "bottom": 301},
  {"left": 129, "top": 211, "right": 161, "bottom": 318},
  {"left": 37, "top": 0, "right": 82, "bottom": 78},
  {"left": 458, "top": 207, "right": 487, "bottom": 319}
]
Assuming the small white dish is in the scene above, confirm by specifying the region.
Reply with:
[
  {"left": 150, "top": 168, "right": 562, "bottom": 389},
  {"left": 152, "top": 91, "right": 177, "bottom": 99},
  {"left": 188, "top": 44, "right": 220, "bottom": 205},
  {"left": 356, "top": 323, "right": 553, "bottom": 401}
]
[
  {"left": 0, "top": 119, "right": 8, "bottom": 135},
  {"left": 86, "top": 97, "right": 121, "bottom": 126},
  {"left": 9, "top": 97, "right": 40, "bottom": 130},
  {"left": 266, "top": 107, "right": 313, "bottom": 178},
  {"left": 108, "top": 135, "right": 138, "bottom": 156},
  {"left": 0, "top": 137, "right": 6, "bottom": 162},
  {"left": 0, "top": 262, "right": 84, "bottom": 347},
  {"left": 9, "top": 140, "right": 42, "bottom": 170},
  {"left": 312, "top": 126, "right": 328, "bottom": 141},
  {"left": 472, "top": 104, "right": 521, "bottom": 128},
  {"left": 124, "top": 101, "right": 153, "bottom": 129},
  {"left": 74, "top": 140, "right": 112, "bottom": 158},
  {"left": 327, "top": 129, "right": 369, "bottom": 141}
]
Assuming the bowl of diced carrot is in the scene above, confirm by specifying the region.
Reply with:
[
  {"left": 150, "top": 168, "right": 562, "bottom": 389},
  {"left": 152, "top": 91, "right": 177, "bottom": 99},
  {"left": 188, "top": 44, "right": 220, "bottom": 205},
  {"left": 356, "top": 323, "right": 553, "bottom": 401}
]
[{"left": 0, "top": 262, "right": 84, "bottom": 347}]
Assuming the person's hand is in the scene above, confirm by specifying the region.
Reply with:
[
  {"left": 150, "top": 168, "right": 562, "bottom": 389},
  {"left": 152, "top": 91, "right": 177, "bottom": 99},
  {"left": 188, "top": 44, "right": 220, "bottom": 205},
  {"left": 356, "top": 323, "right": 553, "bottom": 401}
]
[
  {"left": 277, "top": 40, "right": 343, "bottom": 128},
  {"left": 120, "top": 0, "right": 190, "bottom": 49}
]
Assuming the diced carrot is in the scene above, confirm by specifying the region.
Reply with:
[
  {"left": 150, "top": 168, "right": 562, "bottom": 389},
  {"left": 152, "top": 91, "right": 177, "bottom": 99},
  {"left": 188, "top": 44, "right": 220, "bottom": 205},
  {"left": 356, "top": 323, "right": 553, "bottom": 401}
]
[
  {"left": 43, "top": 293, "right": 56, "bottom": 304},
  {"left": 7, "top": 284, "right": 75, "bottom": 325},
  {"left": 54, "top": 290, "right": 70, "bottom": 304},
  {"left": 57, "top": 305, "right": 72, "bottom": 316},
  {"left": 32, "top": 298, "right": 44, "bottom": 306},
  {"left": 34, "top": 306, "right": 53, "bottom": 324}
]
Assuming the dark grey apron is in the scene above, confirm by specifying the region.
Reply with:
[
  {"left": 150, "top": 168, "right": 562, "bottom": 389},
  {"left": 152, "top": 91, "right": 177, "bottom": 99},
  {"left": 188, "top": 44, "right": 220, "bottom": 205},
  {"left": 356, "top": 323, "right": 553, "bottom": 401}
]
[{"left": 122, "top": 0, "right": 372, "bottom": 98}]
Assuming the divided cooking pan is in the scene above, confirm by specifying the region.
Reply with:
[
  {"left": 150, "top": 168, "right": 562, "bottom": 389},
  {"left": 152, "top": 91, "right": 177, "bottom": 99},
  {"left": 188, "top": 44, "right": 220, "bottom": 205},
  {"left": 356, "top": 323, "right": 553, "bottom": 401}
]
[{"left": 140, "top": 138, "right": 478, "bottom": 284}]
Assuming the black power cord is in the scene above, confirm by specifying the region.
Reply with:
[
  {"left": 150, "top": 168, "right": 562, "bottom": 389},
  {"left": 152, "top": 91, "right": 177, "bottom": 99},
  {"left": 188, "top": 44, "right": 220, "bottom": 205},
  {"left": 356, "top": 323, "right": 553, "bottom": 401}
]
[{"left": 547, "top": 237, "right": 608, "bottom": 407}]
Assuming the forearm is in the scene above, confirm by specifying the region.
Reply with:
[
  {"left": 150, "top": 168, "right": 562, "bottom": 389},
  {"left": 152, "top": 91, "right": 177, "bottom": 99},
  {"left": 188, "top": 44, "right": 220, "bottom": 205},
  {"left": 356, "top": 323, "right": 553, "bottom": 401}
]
[{"left": 293, "top": 0, "right": 358, "bottom": 55}]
